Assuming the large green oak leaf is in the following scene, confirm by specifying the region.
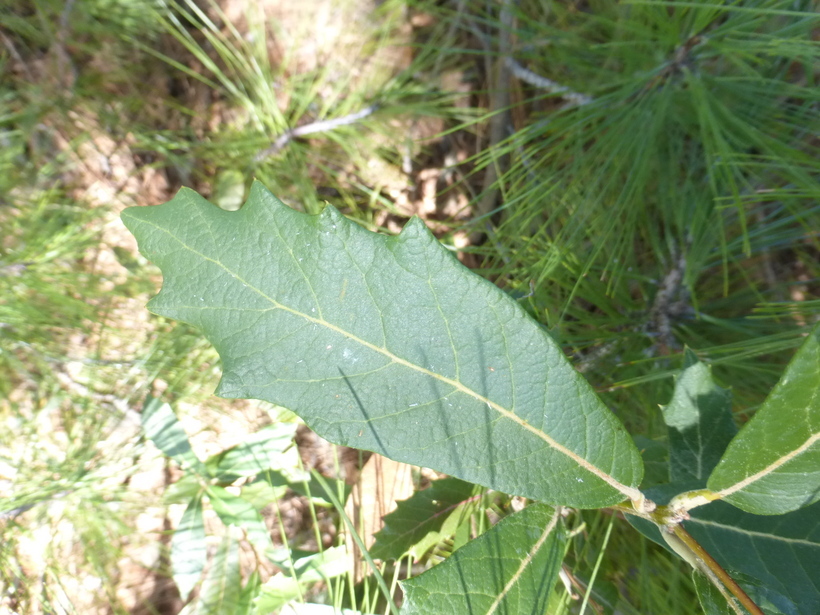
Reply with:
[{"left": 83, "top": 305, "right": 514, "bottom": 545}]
[
  {"left": 708, "top": 324, "right": 820, "bottom": 515},
  {"left": 121, "top": 182, "right": 643, "bottom": 508}
]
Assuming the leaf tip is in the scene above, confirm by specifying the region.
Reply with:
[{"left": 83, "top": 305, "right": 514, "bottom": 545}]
[
  {"left": 248, "top": 179, "right": 272, "bottom": 201},
  {"left": 318, "top": 203, "right": 346, "bottom": 225},
  {"left": 394, "top": 216, "right": 440, "bottom": 251},
  {"left": 401, "top": 216, "right": 432, "bottom": 236},
  {"left": 683, "top": 347, "right": 701, "bottom": 368}
]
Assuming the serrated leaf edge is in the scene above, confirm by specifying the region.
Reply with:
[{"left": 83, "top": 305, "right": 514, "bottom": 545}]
[{"left": 124, "top": 192, "right": 643, "bottom": 504}]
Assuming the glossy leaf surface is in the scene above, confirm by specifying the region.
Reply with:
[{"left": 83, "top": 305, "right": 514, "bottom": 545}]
[
  {"left": 686, "top": 500, "right": 820, "bottom": 614},
  {"left": 400, "top": 504, "right": 564, "bottom": 615},
  {"left": 629, "top": 484, "right": 820, "bottom": 615},
  {"left": 122, "top": 183, "right": 643, "bottom": 508},
  {"left": 708, "top": 325, "right": 820, "bottom": 514}
]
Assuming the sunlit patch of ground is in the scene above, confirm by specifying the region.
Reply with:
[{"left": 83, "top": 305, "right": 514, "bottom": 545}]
[{"left": 2, "top": 0, "right": 482, "bottom": 613}]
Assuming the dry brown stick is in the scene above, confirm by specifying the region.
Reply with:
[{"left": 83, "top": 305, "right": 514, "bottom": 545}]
[
  {"left": 254, "top": 104, "right": 379, "bottom": 162},
  {"left": 671, "top": 524, "right": 765, "bottom": 615}
]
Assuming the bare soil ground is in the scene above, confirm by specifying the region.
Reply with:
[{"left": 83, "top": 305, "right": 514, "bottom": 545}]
[{"left": 1, "top": 1, "right": 482, "bottom": 613}]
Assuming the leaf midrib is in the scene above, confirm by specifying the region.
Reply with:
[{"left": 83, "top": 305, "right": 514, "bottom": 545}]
[
  {"left": 485, "top": 507, "right": 562, "bottom": 615},
  {"left": 129, "top": 211, "right": 641, "bottom": 500},
  {"left": 690, "top": 517, "right": 819, "bottom": 548},
  {"left": 715, "top": 431, "right": 820, "bottom": 500}
]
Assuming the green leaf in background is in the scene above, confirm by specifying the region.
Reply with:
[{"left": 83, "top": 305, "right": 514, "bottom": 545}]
[
  {"left": 633, "top": 435, "right": 669, "bottom": 489},
  {"left": 279, "top": 606, "right": 373, "bottom": 615},
  {"left": 239, "top": 471, "right": 291, "bottom": 510},
  {"left": 254, "top": 546, "right": 351, "bottom": 612},
  {"left": 731, "top": 574, "right": 794, "bottom": 615},
  {"left": 209, "top": 423, "right": 307, "bottom": 483},
  {"left": 121, "top": 183, "right": 644, "bottom": 509},
  {"left": 207, "top": 485, "right": 274, "bottom": 557},
  {"left": 695, "top": 571, "right": 793, "bottom": 615},
  {"left": 370, "top": 477, "right": 478, "bottom": 561},
  {"left": 685, "top": 500, "right": 820, "bottom": 614},
  {"left": 237, "top": 571, "right": 261, "bottom": 615},
  {"left": 707, "top": 324, "right": 820, "bottom": 515},
  {"left": 400, "top": 504, "right": 564, "bottom": 615},
  {"left": 196, "top": 534, "right": 242, "bottom": 615},
  {"left": 164, "top": 473, "right": 206, "bottom": 504},
  {"left": 628, "top": 483, "right": 820, "bottom": 615},
  {"left": 172, "top": 495, "right": 208, "bottom": 601},
  {"left": 141, "top": 397, "right": 207, "bottom": 475},
  {"left": 662, "top": 351, "right": 736, "bottom": 483}
]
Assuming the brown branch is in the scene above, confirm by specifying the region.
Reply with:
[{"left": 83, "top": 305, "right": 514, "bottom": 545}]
[{"left": 672, "top": 524, "right": 764, "bottom": 615}]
